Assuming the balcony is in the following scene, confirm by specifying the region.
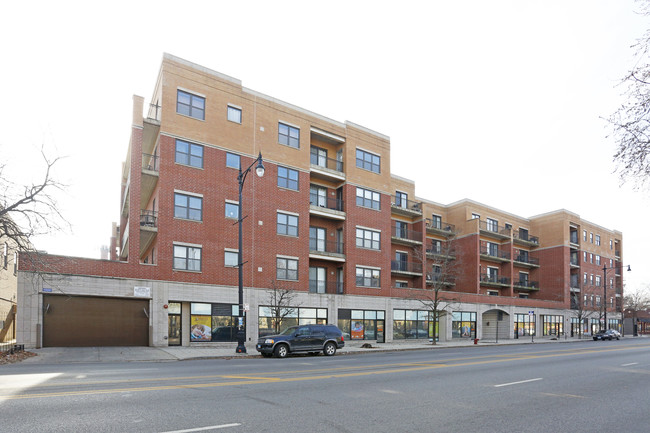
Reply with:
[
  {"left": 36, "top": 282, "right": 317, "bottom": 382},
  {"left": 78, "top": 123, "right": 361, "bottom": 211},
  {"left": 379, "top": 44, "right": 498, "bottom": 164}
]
[
  {"left": 391, "top": 260, "right": 423, "bottom": 276},
  {"left": 569, "top": 231, "right": 579, "bottom": 246},
  {"left": 513, "top": 280, "right": 540, "bottom": 291},
  {"left": 513, "top": 254, "right": 539, "bottom": 268},
  {"left": 391, "top": 196, "right": 422, "bottom": 217},
  {"left": 141, "top": 153, "right": 159, "bottom": 210},
  {"left": 142, "top": 103, "right": 161, "bottom": 156},
  {"left": 513, "top": 231, "right": 539, "bottom": 247},
  {"left": 426, "top": 273, "right": 455, "bottom": 286},
  {"left": 426, "top": 244, "right": 456, "bottom": 260},
  {"left": 139, "top": 210, "right": 158, "bottom": 259},
  {"left": 309, "top": 239, "right": 345, "bottom": 262},
  {"left": 570, "top": 254, "right": 579, "bottom": 268},
  {"left": 480, "top": 246, "right": 510, "bottom": 263},
  {"left": 479, "top": 220, "right": 511, "bottom": 240},
  {"left": 615, "top": 249, "right": 621, "bottom": 258},
  {"left": 308, "top": 280, "right": 344, "bottom": 295},
  {"left": 425, "top": 219, "right": 457, "bottom": 237},
  {"left": 309, "top": 194, "right": 345, "bottom": 220},
  {"left": 480, "top": 274, "right": 510, "bottom": 287},
  {"left": 570, "top": 277, "right": 580, "bottom": 292},
  {"left": 391, "top": 225, "right": 423, "bottom": 246},
  {"left": 309, "top": 149, "right": 345, "bottom": 182}
]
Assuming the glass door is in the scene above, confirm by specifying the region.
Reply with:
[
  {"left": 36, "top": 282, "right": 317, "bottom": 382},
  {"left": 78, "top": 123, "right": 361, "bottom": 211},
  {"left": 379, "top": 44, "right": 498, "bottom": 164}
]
[{"left": 167, "top": 302, "right": 182, "bottom": 346}]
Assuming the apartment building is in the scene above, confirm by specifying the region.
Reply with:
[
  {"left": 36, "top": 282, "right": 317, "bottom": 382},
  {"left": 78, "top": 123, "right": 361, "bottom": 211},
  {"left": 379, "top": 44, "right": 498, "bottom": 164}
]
[{"left": 15, "top": 54, "right": 624, "bottom": 348}]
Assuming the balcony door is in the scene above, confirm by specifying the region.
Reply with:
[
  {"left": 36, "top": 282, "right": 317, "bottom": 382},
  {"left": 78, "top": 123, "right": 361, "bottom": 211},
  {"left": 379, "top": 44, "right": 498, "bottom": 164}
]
[
  {"left": 310, "top": 185, "right": 327, "bottom": 207},
  {"left": 310, "top": 227, "right": 326, "bottom": 252},
  {"left": 309, "top": 267, "right": 326, "bottom": 293}
]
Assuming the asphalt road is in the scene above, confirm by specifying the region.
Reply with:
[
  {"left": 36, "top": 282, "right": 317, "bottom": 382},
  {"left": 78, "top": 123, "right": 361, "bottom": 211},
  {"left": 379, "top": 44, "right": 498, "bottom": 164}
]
[{"left": 1, "top": 339, "right": 648, "bottom": 432}]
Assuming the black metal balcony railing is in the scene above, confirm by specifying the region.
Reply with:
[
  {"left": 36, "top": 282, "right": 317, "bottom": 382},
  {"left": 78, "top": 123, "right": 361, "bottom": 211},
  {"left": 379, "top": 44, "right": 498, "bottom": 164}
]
[
  {"left": 308, "top": 280, "right": 344, "bottom": 294},
  {"left": 479, "top": 220, "right": 511, "bottom": 236},
  {"left": 309, "top": 193, "right": 344, "bottom": 212},
  {"left": 147, "top": 102, "right": 161, "bottom": 122},
  {"left": 140, "top": 210, "right": 158, "bottom": 227},
  {"left": 514, "top": 280, "right": 539, "bottom": 289},
  {"left": 480, "top": 273, "right": 510, "bottom": 285},
  {"left": 392, "top": 225, "right": 423, "bottom": 242},
  {"left": 480, "top": 246, "right": 511, "bottom": 260},
  {"left": 142, "top": 153, "right": 159, "bottom": 171},
  {"left": 513, "top": 231, "right": 539, "bottom": 245},
  {"left": 514, "top": 254, "right": 539, "bottom": 266},
  {"left": 425, "top": 218, "right": 456, "bottom": 233},
  {"left": 391, "top": 196, "right": 422, "bottom": 213},
  {"left": 427, "top": 244, "right": 456, "bottom": 257},
  {"left": 309, "top": 238, "right": 344, "bottom": 255},
  {"left": 310, "top": 150, "right": 344, "bottom": 173},
  {"left": 391, "top": 260, "right": 423, "bottom": 273}
]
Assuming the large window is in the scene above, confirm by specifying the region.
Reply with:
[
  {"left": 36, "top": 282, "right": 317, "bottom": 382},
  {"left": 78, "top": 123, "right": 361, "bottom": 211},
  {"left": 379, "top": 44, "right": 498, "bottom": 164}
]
[
  {"left": 190, "top": 303, "right": 239, "bottom": 342},
  {"left": 175, "top": 139, "right": 204, "bottom": 168},
  {"left": 279, "top": 122, "right": 300, "bottom": 148},
  {"left": 542, "top": 315, "right": 564, "bottom": 336},
  {"left": 340, "top": 309, "right": 385, "bottom": 341},
  {"left": 278, "top": 166, "right": 299, "bottom": 190},
  {"left": 258, "top": 306, "right": 327, "bottom": 337},
  {"left": 224, "top": 250, "right": 238, "bottom": 267},
  {"left": 356, "top": 148, "right": 380, "bottom": 173},
  {"left": 174, "top": 193, "right": 202, "bottom": 221},
  {"left": 356, "top": 187, "right": 380, "bottom": 210},
  {"left": 393, "top": 309, "right": 434, "bottom": 340},
  {"left": 226, "top": 152, "right": 240, "bottom": 169},
  {"left": 225, "top": 201, "right": 239, "bottom": 219},
  {"left": 486, "top": 218, "right": 498, "bottom": 232},
  {"left": 277, "top": 257, "right": 298, "bottom": 280},
  {"left": 227, "top": 105, "right": 242, "bottom": 124},
  {"left": 452, "top": 311, "right": 477, "bottom": 338},
  {"left": 310, "top": 185, "right": 327, "bottom": 207},
  {"left": 395, "top": 191, "right": 408, "bottom": 208},
  {"left": 177, "top": 89, "right": 205, "bottom": 120},
  {"left": 515, "top": 313, "right": 536, "bottom": 337},
  {"left": 173, "top": 244, "right": 202, "bottom": 271},
  {"left": 277, "top": 212, "right": 298, "bottom": 236},
  {"left": 356, "top": 266, "right": 380, "bottom": 288},
  {"left": 309, "top": 267, "right": 326, "bottom": 293},
  {"left": 356, "top": 227, "right": 380, "bottom": 250}
]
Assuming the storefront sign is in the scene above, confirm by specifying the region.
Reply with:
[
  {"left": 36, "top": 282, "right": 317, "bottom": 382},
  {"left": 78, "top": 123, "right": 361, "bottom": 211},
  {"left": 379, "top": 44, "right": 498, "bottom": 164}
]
[{"left": 134, "top": 286, "right": 151, "bottom": 297}]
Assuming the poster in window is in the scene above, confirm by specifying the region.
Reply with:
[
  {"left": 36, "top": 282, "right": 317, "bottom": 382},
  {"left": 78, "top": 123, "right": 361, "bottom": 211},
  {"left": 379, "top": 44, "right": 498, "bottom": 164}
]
[
  {"left": 351, "top": 321, "right": 364, "bottom": 339},
  {"left": 190, "top": 316, "right": 212, "bottom": 341}
]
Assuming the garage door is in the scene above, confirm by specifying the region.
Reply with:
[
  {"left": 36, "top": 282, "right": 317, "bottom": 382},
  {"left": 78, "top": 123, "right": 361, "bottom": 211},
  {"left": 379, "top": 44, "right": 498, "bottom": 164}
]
[{"left": 43, "top": 295, "right": 149, "bottom": 347}]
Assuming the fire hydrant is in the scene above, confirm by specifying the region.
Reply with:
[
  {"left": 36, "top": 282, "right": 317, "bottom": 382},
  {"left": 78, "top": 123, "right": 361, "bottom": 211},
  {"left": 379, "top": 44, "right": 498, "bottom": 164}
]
[{"left": 473, "top": 338, "right": 479, "bottom": 345}]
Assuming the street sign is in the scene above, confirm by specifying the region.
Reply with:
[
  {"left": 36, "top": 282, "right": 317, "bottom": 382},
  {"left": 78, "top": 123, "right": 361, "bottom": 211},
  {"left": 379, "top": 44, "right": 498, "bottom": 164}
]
[
  {"left": 528, "top": 310, "right": 534, "bottom": 316},
  {"left": 244, "top": 303, "right": 250, "bottom": 311}
]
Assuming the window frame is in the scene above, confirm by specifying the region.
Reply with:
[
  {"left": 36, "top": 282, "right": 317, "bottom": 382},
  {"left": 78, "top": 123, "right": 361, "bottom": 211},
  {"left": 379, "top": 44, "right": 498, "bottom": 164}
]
[
  {"left": 227, "top": 105, "right": 242, "bottom": 124},
  {"left": 176, "top": 89, "right": 205, "bottom": 120},
  {"left": 226, "top": 152, "right": 240, "bottom": 169},
  {"left": 356, "top": 227, "right": 380, "bottom": 250},
  {"left": 278, "top": 122, "right": 300, "bottom": 148},
  {"left": 356, "top": 148, "right": 381, "bottom": 173},
  {"left": 277, "top": 257, "right": 299, "bottom": 281},
  {"left": 225, "top": 201, "right": 239, "bottom": 220},
  {"left": 173, "top": 244, "right": 202, "bottom": 272},
  {"left": 277, "top": 166, "right": 299, "bottom": 191},
  {"left": 356, "top": 266, "right": 380, "bottom": 288},
  {"left": 356, "top": 187, "right": 381, "bottom": 210},
  {"left": 277, "top": 212, "right": 299, "bottom": 237},
  {"left": 224, "top": 249, "right": 239, "bottom": 267},
  {"left": 175, "top": 139, "right": 204, "bottom": 169},
  {"left": 174, "top": 192, "right": 203, "bottom": 222}
]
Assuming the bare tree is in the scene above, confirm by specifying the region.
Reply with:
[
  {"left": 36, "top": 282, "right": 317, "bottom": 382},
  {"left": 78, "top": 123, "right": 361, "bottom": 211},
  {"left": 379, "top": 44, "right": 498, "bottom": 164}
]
[
  {"left": 0, "top": 147, "right": 68, "bottom": 253},
  {"left": 264, "top": 280, "right": 301, "bottom": 334},
  {"left": 412, "top": 235, "right": 460, "bottom": 344},
  {"left": 624, "top": 287, "right": 650, "bottom": 334},
  {"left": 608, "top": 2, "right": 650, "bottom": 187},
  {"left": 571, "top": 288, "right": 600, "bottom": 338}
]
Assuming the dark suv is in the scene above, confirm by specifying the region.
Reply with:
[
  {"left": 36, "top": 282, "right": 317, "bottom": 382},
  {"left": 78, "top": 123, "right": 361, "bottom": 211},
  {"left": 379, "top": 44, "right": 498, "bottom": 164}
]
[{"left": 256, "top": 324, "right": 345, "bottom": 358}]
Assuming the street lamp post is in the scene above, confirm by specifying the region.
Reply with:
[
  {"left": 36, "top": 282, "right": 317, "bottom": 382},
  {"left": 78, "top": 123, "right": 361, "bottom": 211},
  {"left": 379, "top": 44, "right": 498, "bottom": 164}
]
[
  {"left": 601, "top": 263, "right": 631, "bottom": 332},
  {"left": 236, "top": 152, "right": 265, "bottom": 354}
]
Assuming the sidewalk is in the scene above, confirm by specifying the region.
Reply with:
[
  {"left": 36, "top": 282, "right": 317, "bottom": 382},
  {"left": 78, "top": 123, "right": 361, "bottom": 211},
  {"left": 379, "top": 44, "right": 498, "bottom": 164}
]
[{"left": 15, "top": 335, "right": 608, "bottom": 365}]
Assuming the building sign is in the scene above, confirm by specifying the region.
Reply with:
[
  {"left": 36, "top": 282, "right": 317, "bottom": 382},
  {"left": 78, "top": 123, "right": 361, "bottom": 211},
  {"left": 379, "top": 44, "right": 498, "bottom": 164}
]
[{"left": 134, "top": 286, "right": 151, "bottom": 297}]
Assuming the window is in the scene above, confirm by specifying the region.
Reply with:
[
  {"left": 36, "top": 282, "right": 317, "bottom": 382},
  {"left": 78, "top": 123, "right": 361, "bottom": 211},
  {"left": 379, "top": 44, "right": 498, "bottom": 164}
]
[
  {"left": 596, "top": 255, "right": 601, "bottom": 265},
  {"left": 225, "top": 201, "right": 239, "bottom": 219},
  {"left": 429, "top": 240, "right": 442, "bottom": 254},
  {"left": 226, "top": 152, "right": 240, "bottom": 169},
  {"left": 486, "top": 218, "right": 498, "bottom": 232},
  {"left": 309, "top": 267, "right": 326, "bottom": 293},
  {"left": 488, "top": 290, "right": 499, "bottom": 296},
  {"left": 583, "top": 251, "right": 587, "bottom": 262},
  {"left": 610, "top": 240, "right": 613, "bottom": 250},
  {"left": 278, "top": 122, "right": 300, "bottom": 148},
  {"left": 277, "top": 212, "right": 298, "bottom": 236},
  {"left": 310, "top": 146, "right": 327, "bottom": 167},
  {"left": 583, "top": 272, "right": 587, "bottom": 284},
  {"left": 177, "top": 89, "right": 205, "bottom": 120},
  {"left": 519, "top": 272, "right": 529, "bottom": 285},
  {"left": 595, "top": 296, "right": 601, "bottom": 307},
  {"left": 583, "top": 230, "right": 587, "bottom": 242},
  {"left": 486, "top": 242, "right": 498, "bottom": 257},
  {"left": 175, "top": 139, "right": 203, "bottom": 168},
  {"left": 395, "top": 281, "right": 408, "bottom": 288},
  {"left": 452, "top": 312, "right": 477, "bottom": 339},
  {"left": 2, "top": 243, "right": 7, "bottom": 269},
  {"left": 356, "top": 266, "right": 380, "bottom": 287},
  {"left": 590, "top": 232, "right": 594, "bottom": 243},
  {"left": 395, "top": 191, "right": 408, "bottom": 208},
  {"left": 356, "top": 227, "right": 380, "bottom": 250},
  {"left": 278, "top": 166, "right": 299, "bottom": 190},
  {"left": 356, "top": 148, "right": 380, "bottom": 173},
  {"left": 505, "top": 223, "right": 513, "bottom": 230},
  {"left": 589, "top": 253, "right": 593, "bottom": 264},
  {"left": 310, "top": 185, "right": 327, "bottom": 207},
  {"left": 277, "top": 257, "right": 298, "bottom": 280},
  {"left": 393, "top": 309, "right": 433, "bottom": 340},
  {"left": 227, "top": 105, "right": 242, "bottom": 124},
  {"left": 471, "top": 213, "right": 480, "bottom": 220},
  {"left": 610, "top": 259, "right": 613, "bottom": 267},
  {"left": 174, "top": 193, "right": 202, "bottom": 221},
  {"left": 431, "top": 215, "right": 442, "bottom": 229},
  {"left": 590, "top": 274, "right": 593, "bottom": 285},
  {"left": 224, "top": 250, "right": 238, "bottom": 267},
  {"left": 309, "top": 227, "right": 326, "bottom": 252},
  {"left": 595, "top": 235, "right": 601, "bottom": 246},
  {"left": 356, "top": 187, "right": 380, "bottom": 210},
  {"left": 487, "top": 267, "right": 498, "bottom": 282},
  {"left": 173, "top": 244, "right": 202, "bottom": 271},
  {"left": 394, "top": 221, "right": 408, "bottom": 239},
  {"left": 595, "top": 275, "right": 601, "bottom": 286}
]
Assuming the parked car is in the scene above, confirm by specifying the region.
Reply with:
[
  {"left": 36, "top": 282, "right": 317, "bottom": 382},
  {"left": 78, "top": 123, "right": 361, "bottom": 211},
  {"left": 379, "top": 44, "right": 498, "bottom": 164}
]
[
  {"left": 256, "top": 324, "right": 345, "bottom": 358},
  {"left": 593, "top": 329, "right": 621, "bottom": 341}
]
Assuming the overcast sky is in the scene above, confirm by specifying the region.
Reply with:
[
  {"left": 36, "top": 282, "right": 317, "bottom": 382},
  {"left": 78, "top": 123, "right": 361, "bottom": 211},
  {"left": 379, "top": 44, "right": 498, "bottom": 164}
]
[{"left": 2, "top": 1, "right": 649, "bottom": 292}]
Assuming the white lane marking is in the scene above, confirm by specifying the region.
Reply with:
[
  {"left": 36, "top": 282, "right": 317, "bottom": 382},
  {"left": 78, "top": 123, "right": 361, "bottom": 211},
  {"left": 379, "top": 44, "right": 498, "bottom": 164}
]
[
  {"left": 621, "top": 362, "right": 638, "bottom": 367},
  {"left": 160, "top": 423, "right": 241, "bottom": 433},
  {"left": 494, "top": 378, "right": 543, "bottom": 387}
]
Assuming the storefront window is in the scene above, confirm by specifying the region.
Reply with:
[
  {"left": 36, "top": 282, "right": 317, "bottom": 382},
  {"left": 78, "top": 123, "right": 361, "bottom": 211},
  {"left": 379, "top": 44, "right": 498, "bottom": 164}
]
[
  {"left": 393, "top": 309, "right": 435, "bottom": 340},
  {"left": 190, "top": 303, "right": 239, "bottom": 342},
  {"left": 542, "top": 315, "right": 564, "bottom": 336},
  {"left": 452, "top": 311, "right": 476, "bottom": 339},
  {"left": 339, "top": 309, "right": 385, "bottom": 341},
  {"left": 258, "top": 306, "right": 327, "bottom": 337},
  {"left": 514, "top": 313, "right": 535, "bottom": 337}
]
